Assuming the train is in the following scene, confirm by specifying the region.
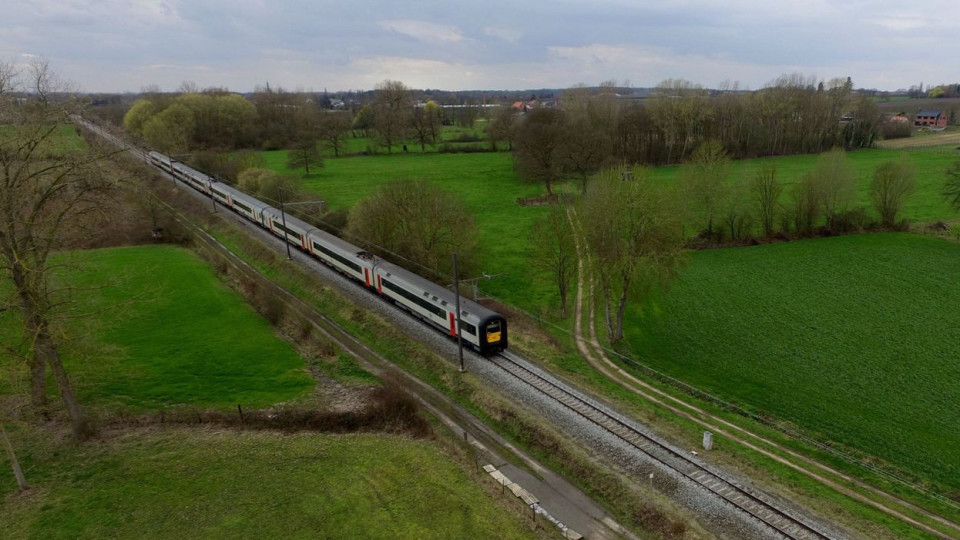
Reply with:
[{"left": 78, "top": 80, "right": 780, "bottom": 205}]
[{"left": 147, "top": 150, "right": 508, "bottom": 355}]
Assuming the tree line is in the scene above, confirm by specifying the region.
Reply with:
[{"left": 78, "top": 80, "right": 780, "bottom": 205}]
[{"left": 507, "top": 76, "right": 884, "bottom": 196}]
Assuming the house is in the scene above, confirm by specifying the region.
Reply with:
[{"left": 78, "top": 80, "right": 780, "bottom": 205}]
[
  {"left": 914, "top": 109, "right": 947, "bottom": 130},
  {"left": 888, "top": 113, "right": 910, "bottom": 123}
]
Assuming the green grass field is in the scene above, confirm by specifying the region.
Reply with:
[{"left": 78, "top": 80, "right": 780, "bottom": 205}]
[
  {"left": 258, "top": 144, "right": 960, "bottom": 490},
  {"left": 621, "top": 233, "right": 960, "bottom": 490},
  {"left": 1, "top": 428, "right": 535, "bottom": 539},
  {"left": 261, "top": 149, "right": 555, "bottom": 308},
  {"left": 1, "top": 244, "right": 537, "bottom": 538},
  {"left": 1, "top": 245, "right": 314, "bottom": 410}
]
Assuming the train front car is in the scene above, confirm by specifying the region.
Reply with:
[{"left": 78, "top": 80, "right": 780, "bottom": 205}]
[
  {"left": 374, "top": 261, "right": 508, "bottom": 355},
  {"left": 477, "top": 312, "right": 507, "bottom": 354}
]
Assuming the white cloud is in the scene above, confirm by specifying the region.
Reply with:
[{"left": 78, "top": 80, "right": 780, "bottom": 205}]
[
  {"left": 483, "top": 26, "right": 521, "bottom": 43},
  {"left": 866, "top": 16, "right": 931, "bottom": 32},
  {"left": 377, "top": 19, "right": 464, "bottom": 43}
]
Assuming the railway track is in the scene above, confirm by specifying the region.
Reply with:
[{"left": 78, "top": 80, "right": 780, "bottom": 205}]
[{"left": 493, "top": 350, "right": 833, "bottom": 540}]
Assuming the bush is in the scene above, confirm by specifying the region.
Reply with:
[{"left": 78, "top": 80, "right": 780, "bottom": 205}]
[
  {"left": 880, "top": 121, "right": 912, "bottom": 140},
  {"left": 438, "top": 143, "right": 491, "bottom": 154},
  {"left": 828, "top": 207, "right": 868, "bottom": 234}
]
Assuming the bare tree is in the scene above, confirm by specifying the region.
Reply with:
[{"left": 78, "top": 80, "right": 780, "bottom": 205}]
[
  {"left": 346, "top": 180, "right": 476, "bottom": 276},
  {"left": 410, "top": 102, "right": 441, "bottom": 152},
  {"left": 944, "top": 160, "right": 960, "bottom": 211},
  {"left": 559, "top": 113, "right": 612, "bottom": 194},
  {"left": 0, "top": 59, "right": 115, "bottom": 440},
  {"left": 487, "top": 106, "right": 516, "bottom": 151},
  {"left": 750, "top": 166, "right": 782, "bottom": 237},
  {"left": 286, "top": 139, "right": 323, "bottom": 175},
  {"left": 318, "top": 111, "right": 352, "bottom": 157},
  {"left": 580, "top": 168, "right": 686, "bottom": 341},
  {"left": 373, "top": 80, "right": 410, "bottom": 153},
  {"left": 812, "top": 148, "right": 857, "bottom": 232},
  {"left": 871, "top": 159, "right": 915, "bottom": 227},
  {"left": 513, "top": 108, "right": 566, "bottom": 195},
  {"left": 680, "top": 140, "right": 730, "bottom": 240},
  {"left": 791, "top": 172, "right": 822, "bottom": 236},
  {"left": 529, "top": 202, "right": 577, "bottom": 317}
]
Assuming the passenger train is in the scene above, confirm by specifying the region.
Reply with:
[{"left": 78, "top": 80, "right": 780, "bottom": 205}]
[{"left": 147, "top": 151, "right": 508, "bottom": 354}]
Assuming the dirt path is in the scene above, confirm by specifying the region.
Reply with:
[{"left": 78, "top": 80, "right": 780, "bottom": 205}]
[{"left": 565, "top": 207, "right": 959, "bottom": 540}]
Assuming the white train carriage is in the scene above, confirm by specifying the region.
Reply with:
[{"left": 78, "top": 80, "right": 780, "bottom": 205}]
[
  {"left": 261, "top": 208, "right": 311, "bottom": 251},
  {"left": 172, "top": 163, "right": 212, "bottom": 195},
  {"left": 306, "top": 228, "right": 376, "bottom": 285},
  {"left": 373, "top": 261, "right": 507, "bottom": 354},
  {"left": 224, "top": 187, "right": 269, "bottom": 224},
  {"left": 139, "top": 148, "right": 508, "bottom": 354},
  {"left": 148, "top": 151, "right": 171, "bottom": 172}
]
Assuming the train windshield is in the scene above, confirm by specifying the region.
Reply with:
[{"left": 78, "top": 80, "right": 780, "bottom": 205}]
[{"left": 485, "top": 320, "right": 502, "bottom": 342}]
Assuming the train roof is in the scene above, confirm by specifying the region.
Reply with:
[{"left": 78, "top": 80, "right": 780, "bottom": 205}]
[{"left": 376, "top": 260, "right": 502, "bottom": 322}]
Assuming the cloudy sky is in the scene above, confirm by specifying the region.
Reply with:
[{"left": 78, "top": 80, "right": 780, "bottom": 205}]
[{"left": 3, "top": 0, "right": 958, "bottom": 93}]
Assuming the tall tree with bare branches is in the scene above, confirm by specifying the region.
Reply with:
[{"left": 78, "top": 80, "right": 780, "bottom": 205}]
[{"left": 0, "top": 59, "right": 115, "bottom": 440}]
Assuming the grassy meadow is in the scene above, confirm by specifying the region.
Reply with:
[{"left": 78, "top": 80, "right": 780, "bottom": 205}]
[
  {"left": 1, "top": 244, "right": 316, "bottom": 410},
  {"left": 621, "top": 233, "right": 960, "bottom": 490},
  {"left": 1, "top": 428, "right": 535, "bottom": 539},
  {"left": 1, "top": 244, "right": 538, "bottom": 538},
  {"left": 261, "top": 149, "right": 556, "bottom": 309}
]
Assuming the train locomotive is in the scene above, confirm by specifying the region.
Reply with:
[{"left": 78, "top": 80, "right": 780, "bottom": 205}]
[{"left": 147, "top": 151, "right": 507, "bottom": 354}]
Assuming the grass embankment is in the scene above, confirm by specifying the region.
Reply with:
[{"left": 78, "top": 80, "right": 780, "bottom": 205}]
[
  {"left": 2, "top": 428, "right": 533, "bottom": 539},
  {"left": 621, "top": 233, "right": 960, "bottom": 491},
  {"left": 2, "top": 245, "right": 537, "bottom": 539}
]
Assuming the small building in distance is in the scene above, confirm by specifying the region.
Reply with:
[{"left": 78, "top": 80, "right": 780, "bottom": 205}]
[{"left": 914, "top": 109, "right": 947, "bottom": 130}]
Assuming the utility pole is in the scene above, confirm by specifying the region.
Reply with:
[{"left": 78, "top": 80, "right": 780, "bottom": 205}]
[
  {"left": 453, "top": 253, "right": 465, "bottom": 372},
  {"left": 278, "top": 188, "right": 292, "bottom": 260}
]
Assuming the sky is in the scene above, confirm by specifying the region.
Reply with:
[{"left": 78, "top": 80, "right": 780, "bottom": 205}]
[{"left": 2, "top": 0, "right": 958, "bottom": 94}]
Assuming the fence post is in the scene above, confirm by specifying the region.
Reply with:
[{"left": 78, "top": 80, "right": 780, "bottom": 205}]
[{"left": 238, "top": 404, "right": 244, "bottom": 427}]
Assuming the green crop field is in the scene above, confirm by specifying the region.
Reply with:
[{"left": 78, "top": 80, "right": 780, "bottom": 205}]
[
  {"left": 644, "top": 146, "right": 960, "bottom": 223},
  {"left": 1, "top": 428, "right": 535, "bottom": 539},
  {"left": 0, "top": 244, "right": 314, "bottom": 410},
  {"left": 620, "top": 233, "right": 960, "bottom": 490}
]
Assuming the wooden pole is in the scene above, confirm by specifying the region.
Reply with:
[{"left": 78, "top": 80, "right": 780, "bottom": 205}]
[{"left": 453, "top": 253, "right": 465, "bottom": 372}]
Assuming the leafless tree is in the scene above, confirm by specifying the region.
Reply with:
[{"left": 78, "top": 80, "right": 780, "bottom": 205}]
[
  {"left": 943, "top": 160, "right": 960, "bottom": 212},
  {"left": 373, "top": 80, "right": 410, "bottom": 153},
  {"left": 318, "top": 111, "right": 352, "bottom": 157},
  {"left": 871, "top": 160, "right": 915, "bottom": 227},
  {"left": 812, "top": 148, "right": 857, "bottom": 232},
  {"left": 750, "top": 166, "right": 782, "bottom": 237},
  {"left": 0, "top": 59, "right": 116, "bottom": 440},
  {"left": 580, "top": 168, "right": 686, "bottom": 341},
  {"left": 680, "top": 140, "right": 730, "bottom": 240},
  {"left": 487, "top": 106, "right": 516, "bottom": 151},
  {"left": 529, "top": 202, "right": 577, "bottom": 317},
  {"left": 513, "top": 108, "right": 566, "bottom": 195},
  {"left": 286, "top": 138, "right": 323, "bottom": 175},
  {"left": 346, "top": 180, "right": 476, "bottom": 276}
]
